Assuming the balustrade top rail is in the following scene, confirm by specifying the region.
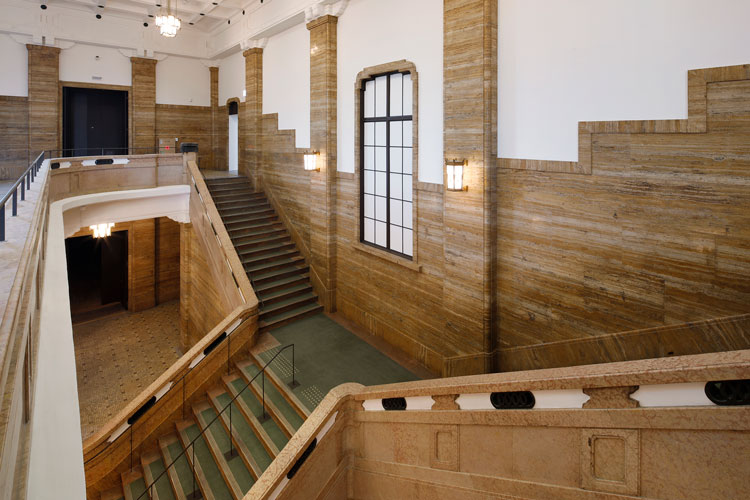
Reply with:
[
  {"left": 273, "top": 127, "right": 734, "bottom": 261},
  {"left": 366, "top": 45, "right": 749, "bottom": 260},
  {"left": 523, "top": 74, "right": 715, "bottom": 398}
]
[{"left": 0, "top": 152, "right": 45, "bottom": 242}]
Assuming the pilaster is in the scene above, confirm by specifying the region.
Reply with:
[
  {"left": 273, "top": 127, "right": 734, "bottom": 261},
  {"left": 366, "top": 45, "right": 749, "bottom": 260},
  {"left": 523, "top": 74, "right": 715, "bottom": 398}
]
[
  {"left": 242, "top": 48, "right": 263, "bottom": 188},
  {"left": 130, "top": 57, "right": 157, "bottom": 153},
  {"left": 307, "top": 14, "right": 338, "bottom": 311},
  {"left": 26, "top": 44, "right": 60, "bottom": 156},
  {"left": 209, "top": 66, "right": 219, "bottom": 169}
]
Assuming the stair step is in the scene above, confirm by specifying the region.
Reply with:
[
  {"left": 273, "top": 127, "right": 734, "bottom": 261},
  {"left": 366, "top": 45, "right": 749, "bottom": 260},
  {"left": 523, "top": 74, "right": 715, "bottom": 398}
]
[
  {"left": 231, "top": 228, "right": 287, "bottom": 245},
  {"left": 217, "top": 205, "right": 273, "bottom": 218},
  {"left": 158, "top": 434, "right": 200, "bottom": 500},
  {"left": 259, "top": 283, "right": 313, "bottom": 307},
  {"left": 250, "top": 351, "right": 311, "bottom": 419},
  {"left": 214, "top": 198, "right": 271, "bottom": 210},
  {"left": 176, "top": 420, "right": 234, "bottom": 500},
  {"left": 226, "top": 219, "right": 281, "bottom": 233},
  {"left": 246, "top": 255, "right": 306, "bottom": 276},
  {"left": 250, "top": 264, "right": 310, "bottom": 286},
  {"left": 191, "top": 401, "right": 255, "bottom": 499},
  {"left": 242, "top": 248, "right": 300, "bottom": 268},
  {"left": 237, "top": 361, "right": 305, "bottom": 435},
  {"left": 254, "top": 274, "right": 310, "bottom": 295},
  {"left": 204, "top": 177, "right": 250, "bottom": 186},
  {"left": 207, "top": 385, "right": 276, "bottom": 474},
  {"left": 122, "top": 469, "right": 148, "bottom": 500},
  {"left": 234, "top": 234, "right": 291, "bottom": 253},
  {"left": 238, "top": 241, "right": 296, "bottom": 260},
  {"left": 101, "top": 487, "right": 125, "bottom": 500},
  {"left": 222, "top": 214, "right": 278, "bottom": 227},
  {"left": 205, "top": 183, "right": 255, "bottom": 193},
  {"left": 259, "top": 292, "right": 318, "bottom": 318},
  {"left": 258, "top": 302, "right": 324, "bottom": 332},
  {"left": 141, "top": 450, "right": 176, "bottom": 500},
  {"left": 222, "top": 375, "right": 289, "bottom": 456},
  {"left": 209, "top": 191, "right": 263, "bottom": 203}
]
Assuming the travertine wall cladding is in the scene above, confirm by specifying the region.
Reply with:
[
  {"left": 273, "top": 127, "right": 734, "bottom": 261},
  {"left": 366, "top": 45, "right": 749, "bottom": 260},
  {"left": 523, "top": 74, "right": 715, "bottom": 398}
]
[
  {"left": 27, "top": 45, "right": 60, "bottom": 158},
  {"left": 0, "top": 96, "right": 29, "bottom": 179},
  {"left": 155, "top": 104, "right": 212, "bottom": 166},
  {"left": 130, "top": 57, "right": 157, "bottom": 152},
  {"left": 496, "top": 67, "right": 750, "bottom": 371}
]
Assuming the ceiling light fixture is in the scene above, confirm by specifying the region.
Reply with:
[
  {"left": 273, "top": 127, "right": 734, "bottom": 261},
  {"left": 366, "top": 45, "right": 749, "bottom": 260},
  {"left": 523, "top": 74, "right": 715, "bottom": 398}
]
[
  {"left": 90, "top": 223, "right": 115, "bottom": 238},
  {"left": 155, "top": 0, "right": 181, "bottom": 37}
]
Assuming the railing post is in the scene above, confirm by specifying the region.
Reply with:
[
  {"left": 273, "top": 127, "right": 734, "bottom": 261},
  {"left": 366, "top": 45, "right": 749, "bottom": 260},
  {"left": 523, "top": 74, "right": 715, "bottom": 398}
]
[
  {"left": 26, "top": 171, "right": 30, "bottom": 190},
  {"left": 20, "top": 181, "right": 25, "bottom": 201},
  {"left": 191, "top": 444, "right": 196, "bottom": 500},
  {"left": 259, "top": 371, "right": 268, "bottom": 422},
  {"left": 289, "top": 344, "right": 299, "bottom": 389},
  {"left": 1, "top": 204, "right": 5, "bottom": 242},
  {"left": 12, "top": 189, "right": 17, "bottom": 217}
]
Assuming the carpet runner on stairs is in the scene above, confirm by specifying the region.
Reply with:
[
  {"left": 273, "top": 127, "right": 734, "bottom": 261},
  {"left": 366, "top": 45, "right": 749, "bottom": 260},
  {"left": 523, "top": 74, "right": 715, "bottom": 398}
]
[
  {"left": 106, "top": 356, "right": 308, "bottom": 500},
  {"left": 204, "top": 176, "right": 323, "bottom": 332}
]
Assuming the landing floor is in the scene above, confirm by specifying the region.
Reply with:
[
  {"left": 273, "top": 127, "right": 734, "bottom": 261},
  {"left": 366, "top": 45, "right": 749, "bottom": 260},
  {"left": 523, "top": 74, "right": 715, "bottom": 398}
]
[
  {"left": 74, "top": 300, "right": 183, "bottom": 440},
  {"left": 254, "top": 313, "right": 423, "bottom": 412}
]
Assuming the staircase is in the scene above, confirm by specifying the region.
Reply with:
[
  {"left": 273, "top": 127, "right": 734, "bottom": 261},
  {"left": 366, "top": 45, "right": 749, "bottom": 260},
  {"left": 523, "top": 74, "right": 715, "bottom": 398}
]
[
  {"left": 100, "top": 351, "right": 309, "bottom": 500},
  {"left": 203, "top": 176, "right": 323, "bottom": 332}
]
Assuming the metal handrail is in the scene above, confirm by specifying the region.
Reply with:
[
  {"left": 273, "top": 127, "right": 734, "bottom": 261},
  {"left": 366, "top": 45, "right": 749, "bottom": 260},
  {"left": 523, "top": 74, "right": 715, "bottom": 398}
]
[
  {"left": 83, "top": 313, "right": 253, "bottom": 466},
  {"left": 0, "top": 151, "right": 45, "bottom": 242},
  {"left": 135, "top": 343, "right": 298, "bottom": 500}
]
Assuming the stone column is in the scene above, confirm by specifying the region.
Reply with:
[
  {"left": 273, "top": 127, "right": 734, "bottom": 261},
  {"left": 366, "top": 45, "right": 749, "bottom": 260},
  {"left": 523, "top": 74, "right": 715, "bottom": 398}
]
[
  {"left": 307, "top": 15, "right": 338, "bottom": 311},
  {"left": 209, "top": 66, "right": 219, "bottom": 169},
  {"left": 26, "top": 44, "right": 60, "bottom": 157},
  {"left": 242, "top": 48, "right": 263, "bottom": 188},
  {"left": 442, "top": 0, "right": 498, "bottom": 374},
  {"left": 130, "top": 57, "right": 157, "bottom": 153}
]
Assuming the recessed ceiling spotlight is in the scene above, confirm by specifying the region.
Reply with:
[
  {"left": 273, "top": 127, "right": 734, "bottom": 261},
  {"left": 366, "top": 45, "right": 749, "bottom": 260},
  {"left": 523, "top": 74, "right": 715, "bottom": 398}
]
[
  {"left": 96, "top": 14, "right": 102, "bottom": 19},
  {"left": 40, "top": 4, "right": 47, "bottom": 9},
  {"left": 189, "top": 21, "right": 194, "bottom": 25},
  {"left": 148, "top": 14, "right": 153, "bottom": 17},
  {"left": 227, "top": 19, "right": 230, "bottom": 24},
  {"left": 242, "top": 10, "right": 245, "bottom": 15},
  {"left": 156, "top": 3, "right": 161, "bottom": 6},
  {"left": 98, "top": 4, "right": 104, "bottom": 8},
  {"left": 200, "top": 12, "right": 205, "bottom": 16},
  {"left": 212, "top": 2, "right": 217, "bottom": 4},
  {"left": 143, "top": 22, "right": 149, "bottom": 27}
]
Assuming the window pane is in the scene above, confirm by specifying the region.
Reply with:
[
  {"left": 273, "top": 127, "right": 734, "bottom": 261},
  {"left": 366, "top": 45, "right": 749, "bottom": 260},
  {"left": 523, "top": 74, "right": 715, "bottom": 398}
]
[
  {"left": 364, "top": 170, "right": 374, "bottom": 194},
  {"left": 375, "top": 171, "right": 387, "bottom": 196},
  {"left": 390, "top": 73, "right": 403, "bottom": 116},
  {"left": 403, "top": 201, "right": 413, "bottom": 230},
  {"left": 403, "top": 228, "right": 413, "bottom": 256},
  {"left": 403, "top": 148, "right": 412, "bottom": 174},
  {"left": 403, "top": 120, "right": 413, "bottom": 147},
  {"left": 376, "top": 221, "right": 387, "bottom": 246},
  {"left": 364, "top": 194, "right": 374, "bottom": 218},
  {"left": 390, "top": 199, "right": 402, "bottom": 226},
  {"left": 403, "top": 174, "right": 413, "bottom": 202},
  {"left": 390, "top": 147, "right": 402, "bottom": 173},
  {"left": 390, "top": 225, "right": 402, "bottom": 253},
  {"left": 364, "top": 122, "right": 375, "bottom": 146},
  {"left": 364, "top": 146, "right": 374, "bottom": 170},
  {"left": 364, "top": 80, "right": 375, "bottom": 118},
  {"left": 403, "top": 73, "right": 413, "bottom": 113},
  {"left": 375, "top": 122, "right": 386, "bottom": 146},
  {"left": 390, "top": 173, "right": 402, "bottom": 200},
  {"left": 375, "top": 147, "right": 386, "bottom": 171},
  {"left": 375, "top": 76, "right": 387, "bottom": 117},
  {"left": 390, "top": 122, "right": 402, "bottom": 147},
  {"left": 364, "top": 218, "right": 374, "bottom": 243},
  {"left": 375, "top": 195, "right": 387, "bottom": 222}
]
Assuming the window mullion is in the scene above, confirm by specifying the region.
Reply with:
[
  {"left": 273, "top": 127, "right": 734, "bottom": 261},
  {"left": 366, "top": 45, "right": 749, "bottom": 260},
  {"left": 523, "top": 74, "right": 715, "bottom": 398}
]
[{"left": 385, "top": 74, "right": 391, "bottom": 251}]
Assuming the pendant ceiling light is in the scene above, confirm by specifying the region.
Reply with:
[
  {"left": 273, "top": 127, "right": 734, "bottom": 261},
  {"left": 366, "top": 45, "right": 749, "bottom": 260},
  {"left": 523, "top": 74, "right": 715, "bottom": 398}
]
[{"left": 155, "top": 0, "right": 181, "bottom": 37}]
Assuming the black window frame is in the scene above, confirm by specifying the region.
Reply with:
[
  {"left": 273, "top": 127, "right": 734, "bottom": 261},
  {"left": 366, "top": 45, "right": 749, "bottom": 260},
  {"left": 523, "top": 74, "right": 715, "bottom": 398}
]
[{"left": 359, "top": 70, "right": 414, "bottom": 260}]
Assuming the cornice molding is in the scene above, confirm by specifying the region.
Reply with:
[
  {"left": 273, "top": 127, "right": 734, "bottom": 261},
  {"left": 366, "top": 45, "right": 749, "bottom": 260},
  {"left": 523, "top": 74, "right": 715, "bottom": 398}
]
[{"left": 305, "top": 0, "right": 349, "bottom": 23}]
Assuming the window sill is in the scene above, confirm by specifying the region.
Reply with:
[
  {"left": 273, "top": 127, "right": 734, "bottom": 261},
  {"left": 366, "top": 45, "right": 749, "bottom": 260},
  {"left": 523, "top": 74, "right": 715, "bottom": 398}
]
[{"left": 353, "top": 242, "right": 422, "bottom": 273}]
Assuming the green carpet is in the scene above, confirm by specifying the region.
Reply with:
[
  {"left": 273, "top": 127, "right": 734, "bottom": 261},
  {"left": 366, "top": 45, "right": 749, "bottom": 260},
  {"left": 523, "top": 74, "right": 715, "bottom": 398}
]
[
  {"left": 165, "top": 440, "right": 198, "bottom": 497},
  {"left": 216, "top": 389, "right": 280, "bottom": 466},
  {"left": 241, "top": 363, "right": 305, "bottom": 430},
  {"left": 259, "top": 313, "right": 420, "bottom": 412},
  {"left": 127, "top": 477, "right": 147, "bottom": 500},
  {"left": 182, "top": 424, "right": 233, "bottom": 499},
  {"left": 145, "top": 457, "right": 176, "bottom": 500},
  {"left": 198, "top": 407, "right": 255, "bottom": 492}
]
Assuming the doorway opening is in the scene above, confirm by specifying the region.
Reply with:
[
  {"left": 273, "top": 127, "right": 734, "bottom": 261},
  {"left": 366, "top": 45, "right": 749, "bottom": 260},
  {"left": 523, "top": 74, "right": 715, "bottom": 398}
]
[
  {"left": 65, "top": 231, "right": 128, "bottom": 324},
  {"left": 228, "top": 100, "right": 239, "bottom": 173},
  {"left": 62, "top": 86, "right": 129, "bottom": 157}
]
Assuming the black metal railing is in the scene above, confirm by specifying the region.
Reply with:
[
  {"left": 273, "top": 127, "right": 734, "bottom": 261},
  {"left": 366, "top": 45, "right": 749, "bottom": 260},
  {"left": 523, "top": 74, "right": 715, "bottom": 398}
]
[
  {"left": 135, "top": 344, "right": 298, "bottom": 500},
  {"left": 0, "top": 152, "right": 45, "bottom": 242}
]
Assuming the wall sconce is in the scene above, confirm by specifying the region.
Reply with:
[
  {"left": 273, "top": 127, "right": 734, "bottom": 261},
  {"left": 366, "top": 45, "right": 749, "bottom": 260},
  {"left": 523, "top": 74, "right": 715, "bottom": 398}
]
[
  {"left": 304, "top": 151, "right": 320, "bottom": 172},
  {"left": 90, "top": 223, "right": 115, "bottom": 238},
  {"left": 446, "top": 159, "right": 468, "bottom": 191}
]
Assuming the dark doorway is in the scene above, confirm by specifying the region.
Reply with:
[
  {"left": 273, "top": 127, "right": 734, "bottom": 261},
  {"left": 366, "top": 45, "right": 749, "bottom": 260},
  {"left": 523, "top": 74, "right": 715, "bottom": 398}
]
[
  {"left": 66, "top": 231, "right": 128, "bottom": 324},
  {"left": 62, "top": 87, "right": 128, "bottom": 157}
]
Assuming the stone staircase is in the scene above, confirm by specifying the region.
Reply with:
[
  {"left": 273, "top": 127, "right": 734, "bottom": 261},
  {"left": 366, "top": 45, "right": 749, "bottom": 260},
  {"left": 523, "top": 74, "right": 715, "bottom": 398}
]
[
  {"left": 100, "top": 351, "right": 309, "bottom": 500},
  {"left": 204, "top": 176, "right": 323, "bottom": 332}
]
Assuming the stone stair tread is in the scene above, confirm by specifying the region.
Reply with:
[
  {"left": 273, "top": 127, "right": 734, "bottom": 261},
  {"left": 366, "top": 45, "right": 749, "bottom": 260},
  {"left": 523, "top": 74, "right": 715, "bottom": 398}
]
[
  {"left": 122, "top": 468, "right": 148, "bottom": 500},
  {"left": 234, "top": 233, "right": 291, "bottom": 250},
  {"left": 191, "top": 401, "right": 255, "bottom": 499},
  {"left": 259, "top": 283, "right": 312, "bottom": 302},
  {"left": 226, "top": 219, "right": 280, "bottom": 232},
  {"left": 207, "top": 385, "right": 276, "bottom": 473},
  {"left": 176, "top": 420, "right": 234, "bottom": 500},
  {"left": 259, "top": 292, "right": 317, "bottom": 317},
  {"left": 158, "top": 433, "right": 197, "bottom": 500},
  {"left": 249, "top": 263, "right": 308, "bottom": 282},
  {"left": 141, "top": 450, "right": 177, "bottom": 500},
  {"left": 246, "top": 255, "right": 305, "bottom": 274},
  {"left": 237, "top": 360, "right": 305, "bottom": 433},
  {"left": 242, "top": 248, "right": 300, "bottom": 266},
  {"left": 237, "top": 241, "right": 295, "bottom": 257},
  {"left": 258, "top": 303, "right": 323, "bottom": 332},
  {"left": 254, "top": 273, "right": 310, "bottom": 294},
  {"left": 250, "top": 351, "right": 312, "bottom": 418},
  {"left": 101, "top": 487, "right": 125, "bottom": 500},
  {"left": 219, "top": 205, "right": 273, "bottom": 216},
  {"left": 222, "top": 374, "right": 289, "bottom": 454},
  {"left": 230, "top": 227, "right": 286, "bottom": 241}
]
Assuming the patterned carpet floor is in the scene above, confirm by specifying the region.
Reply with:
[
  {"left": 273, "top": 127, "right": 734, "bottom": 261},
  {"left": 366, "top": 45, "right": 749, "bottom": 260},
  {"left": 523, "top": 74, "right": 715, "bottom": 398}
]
[{"left": 74, "top": 300, "right": 183, "bottom": 440}]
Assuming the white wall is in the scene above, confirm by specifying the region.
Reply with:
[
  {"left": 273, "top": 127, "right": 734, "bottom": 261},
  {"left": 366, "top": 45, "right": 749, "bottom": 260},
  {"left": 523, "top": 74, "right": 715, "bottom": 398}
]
[
  {"left": 263, "top": 22, "right": 310, "bottom": 148},
  {"left": 219, "top": 51, "right": 246, "bottom": 105},
  {"left": 59, "top": 44, "right": 131, "bottom": 87},
  {"left": 337, "top": 0, "right": 443, "bottom": 183},
  {"left": 498, "top": 0, "right": 750, "bottom": 161},
  {"left": 156, "top": 56, "right": 210, "bottom": 106},
  {"left": 0, "top": 34, "right": 28, "bottom": 96}
]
